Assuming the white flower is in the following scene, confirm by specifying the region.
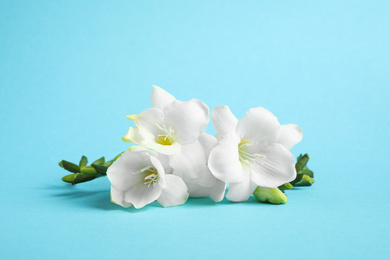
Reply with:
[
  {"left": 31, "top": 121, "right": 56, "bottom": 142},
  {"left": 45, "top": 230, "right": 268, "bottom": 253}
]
[
  {"left": 107, "top": 148, "right": 189, "bottom": 209},
  {"left": 208, "top": 105, "right": 303, "bottom": 202},
  {"left": 123, "top": 86, "right": 209, "bottom": 179},
  {"left": 175, "top": 133, "right": 226, "bottom": 202}
]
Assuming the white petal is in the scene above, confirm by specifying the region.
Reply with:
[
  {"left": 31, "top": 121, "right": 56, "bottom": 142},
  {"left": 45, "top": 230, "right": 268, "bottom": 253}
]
[
  {"left": 187, "top": 183, "right": 209, "bottom": 197},
  {"left": 198, "top": 132, "right": 217, "bottom": 157},
  {"left": 157, "top": 175, "right": 189, "bottom": 207},
  {"left": 150, "top": 85, "right": 176, "bottom": 110},
  {"left": 127, "top": 108, "right": 165, "bottom": 137},
  {"left": 125, "top": 184, "right": 162, "bottom": 209},
  {"left": 208, "top": 134, "right": 245, "bottom": 183},
  {"left": 226, "top": 170, "right": 256, "bottom": 202},
  {"left": 236, "top": 107, "right": 280, "bottom": 145},
  {"left": 107, "top": 150, "right": 151, "bottom": 191},
  {"left": 211, "top": 105, "right": 238, "bottom": 138},
  {"left": 110, "top": 186, "right": 132, "bottom": 208},
  {"left": 197, "top": 167, "right": 217, "bottom": 188},
  {"left": 251, "top": 143, "right": 296, "bottom": 188},
  {"left": 169, "top": 141, "right": 206, "bottom": 180},
  {"left": 209, "top": 180, "right": 227, "bottom": 202},
  {"left": 163, "top": 99, "right": 209, "bottom": 144},
  {"left": 122, "top": 127, "right": 143, "bottom": 143},
  {"left": 277, "top": 124, "right": 303, "bottom": 150}
]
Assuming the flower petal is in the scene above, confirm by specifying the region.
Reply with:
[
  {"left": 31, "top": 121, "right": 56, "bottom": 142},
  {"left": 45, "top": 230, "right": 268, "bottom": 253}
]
[
  {"left": 197, "top": 167, "right": 218, "bottom": 188},
  {"left": 209, "top": 180, "right": 227, "bottom": 202},
  {"left": 157, "top": 175, "right": 189, "bottom": 207},
  {"left": 127, "top": 108, "right": 165, "bottom": 137},
  {"left": 277, "top": 124, "right": 303, "bottom": 150},
  {"left": 211, "top": 105, "right": 238, "bottom": 138},
  {"left": 198, "top": 132, "right": 217, "bottom": 157},
  {"left": 208, "top": 134, "right": 245, "bottom": 183},
  {"left": 236, "top": 107, "right": 280, "bottom": 145},
  {"left": 107, "top": 150, "right": 151, "bottom": 191},
  {"left": 150, "top": 85, "right": 176, "bottom": 110},
  {"left": 226, "top": 170, "right": 256, "bottom": 202},
  {"left": 125, "top": 184, "right": 162, "bottom": 209},
  {"left": 110, "top": 186, "right": 132, "bottom": 208},
  {"left": 169, "top": 141, "right": 206, "bottom": 180},
  {"left": 163, "top": 99, "right": 209, "bottom": 144},
  {"left": 122, "top": 127, "right": 143, "bottom": 143},
  {"left": 251, "top": 143, "right": 296, "bottom": 188}
]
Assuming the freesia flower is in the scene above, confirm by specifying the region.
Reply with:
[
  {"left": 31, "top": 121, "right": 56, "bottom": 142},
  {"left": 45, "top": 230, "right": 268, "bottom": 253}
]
[
  {"left": 175, "top": 133, "right": 226, "bottom": 202},
  {"left": 208, "top": 105, "right": 303, "bottom": 202},
  {"left": 123, "top": 86, "right": 209, "bottom": 179},
  {"left": 107, "top": 147, "right": 189, "bottom": 209}
]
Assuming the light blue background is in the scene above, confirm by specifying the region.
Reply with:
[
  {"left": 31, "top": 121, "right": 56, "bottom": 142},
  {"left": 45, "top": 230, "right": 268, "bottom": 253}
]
[{"left": 1, "top": 1, "right": 389, "bottom": 259}]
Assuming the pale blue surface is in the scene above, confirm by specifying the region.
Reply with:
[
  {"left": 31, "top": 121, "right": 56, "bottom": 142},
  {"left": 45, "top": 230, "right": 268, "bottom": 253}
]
[{"left": 1, "top": 1, "right": 389, "bottom": 259}]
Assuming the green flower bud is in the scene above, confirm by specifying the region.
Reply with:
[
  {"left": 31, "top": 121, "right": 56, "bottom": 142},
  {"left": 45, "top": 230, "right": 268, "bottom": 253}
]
[{"left": 253, "top": 187, "right": 288, "bottom": 204}]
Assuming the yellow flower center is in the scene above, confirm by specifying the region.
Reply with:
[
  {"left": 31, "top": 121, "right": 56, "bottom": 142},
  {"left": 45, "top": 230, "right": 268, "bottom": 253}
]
[
  {"left": 155, "top": 123, "right": 176, "bottom": 146},
  {"left": 142, "top": 167, "right": 159, "bottom": 187},
  {"left": 238, "top": 139, "right": 266, "bottom": 167}
]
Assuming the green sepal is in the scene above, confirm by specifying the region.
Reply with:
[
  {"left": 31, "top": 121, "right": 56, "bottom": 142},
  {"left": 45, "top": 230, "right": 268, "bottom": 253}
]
[
  {"left": 253, "top": 187, "right": 288, "bottom": 204},
  {"left": 278, "top": 183, "right": 293, "bottom": 192},
  {"left": 79, "top": 156, "right": 88, "bottom": 168},
  {"left": 59, "top": 160, "right": 80, "bottom": 173},
  {"left": 295, "top": 154, "right": 309, "bottom": 173},
  {"left": 299, "top": 167, "right": 314, "bottom": 178},
  {"left": 294, "top": 175, "right": 315, "bottom": 186},
  {"left": 92, "top": 164, "right": 108, "bottom": 175},
  {"left": 92, "top": 156, "right": 105, "bottom": 165},
  {"left": 80, "top": 165, "right": 98, "bottom": 176}
]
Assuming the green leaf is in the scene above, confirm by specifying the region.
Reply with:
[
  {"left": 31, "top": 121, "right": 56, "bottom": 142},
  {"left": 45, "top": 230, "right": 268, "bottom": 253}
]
[
  {"left": 299, "top": 167, "right": 314, "bottom": 178},
  {"left": 278, "top": 183, "right": 293, "bottom": 192},
  {"left": 80, "top": 165, "right": 98, "bottom": 176},
  {"left": 294, "top": 175, "right": 315, "bottom": 186},
  {"left": 295, "top": 153, "right": 309, "bottom": 173},
  {"left": 253, "top": 187, "right": 288, "bottom": 204},
  {"left": 59, "top": 160, "right": 80, "bottom": 173},
  {"left": 92, "top": 164, "right": 108, "bottom": 175},
  {"left": 79, "top": 156, "right": 88, "bottom": 167},
  {"left": 92, "top": 156, "right": 105, "bottom": 165}
]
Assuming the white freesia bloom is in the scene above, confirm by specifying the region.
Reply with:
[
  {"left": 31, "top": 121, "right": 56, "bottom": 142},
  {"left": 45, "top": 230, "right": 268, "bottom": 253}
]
[
  {"left": 107, "top": 148, "right": 189, "bottom": 209},
  {"left": 175, "top": 133, "right": 226, "bottom": 202},
  {"left": 209, "top": 105, "right": 303, "bottom": 202},
  {"left": 123, "top": 86, "right": 209, "bottom": 179}
]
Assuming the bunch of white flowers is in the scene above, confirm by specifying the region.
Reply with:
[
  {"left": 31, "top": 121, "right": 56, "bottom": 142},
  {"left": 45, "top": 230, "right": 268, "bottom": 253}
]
[{"left": 107, "top": 86, "right": 303, "bottom": 209}]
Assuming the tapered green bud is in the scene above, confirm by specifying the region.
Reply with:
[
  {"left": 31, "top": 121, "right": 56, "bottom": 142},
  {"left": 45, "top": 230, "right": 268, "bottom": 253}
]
[
  {"left": 278, "top": 183, "right": 293, "bottom": 192},
  {"left": 79, "top": 156, "right": 88, "bottom": 168},
  {"left": 113, "top": 152, "right": 124, "bottom": 161},
  {"left": 294, "top": 175, "right": 315, "bottom": 186},
  {"left": 299, "top": 167, "right": 314, "bottom": 178},
  {"left": 104, "top": 160, "right": 114, "bottom": 167},
  {"left": 62, "top": 173, "right": 77, "bottom": 183},
  {"left": 59, "top": 160, "right": 80, "bottom": 173},
  {"left": 253, "top": 187, "right": 288, "bottom": 204},
  {"left": 92, "top": 164, "right": 108, "bottom": 175},
  {"left": 80, "top": 165, "right": 98, "bottom": 175},
  {"left": 92, "top": 156, "right": 105, "bottom": 165},
  {"left": 295, "top": 154, "right": 309, "bottom": 172}
]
